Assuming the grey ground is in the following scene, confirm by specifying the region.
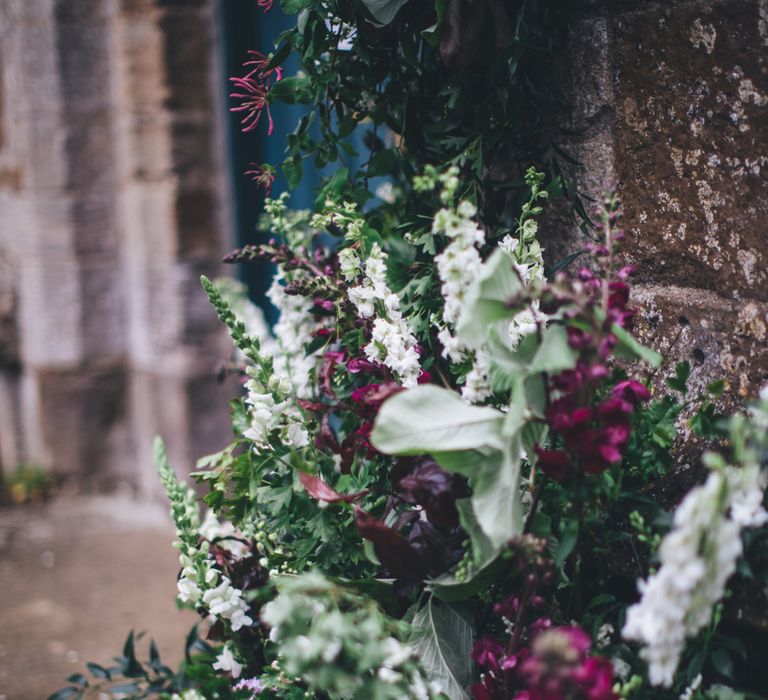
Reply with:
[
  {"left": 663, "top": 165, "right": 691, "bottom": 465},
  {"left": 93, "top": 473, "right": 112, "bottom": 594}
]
[{"left": 0, "top": 496, "right": 196, "bottom": 699}]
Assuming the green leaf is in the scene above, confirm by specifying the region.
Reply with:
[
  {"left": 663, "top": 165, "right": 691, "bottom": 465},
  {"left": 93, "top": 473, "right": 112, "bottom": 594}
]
[
  {"left": 269, "top": 75, "right": 313, "bottom": 105},
  {"left": 367, "top": 148, "right": 398, "bottom": 177},
  {"left": 711, "top": 647, "right": 735, "bottom": 680},
  {"left": 411, "top": 598, "right": 474, "bottom": 700},
  {"left": 373, "top": 387, "right": 524, "bottom": 549},
  {"left": 554, "top": 518, "right": 579, "bottom": 568},
  {"left": 667, "top": 360, "right": 690, "bottom": 395},
  {"left": 46, "top": 689, "right": 80, "bottom": 700},
  {"left": 65, "top": 674, "right": 88, "bottom": 686},
  {"left": 430, "top": 552, "right": 504, "bottom": 602},
  {"left": 371, "top": 385, "right": 505, "bottom": 455},
  {"left": 610, "top": 321, "right": 662, "bottom": 367},
  {"left": 282, "top": 156, "right": 304, "bottom": 189},
  {"left": 361, "top": 0, "right": 412, "bottom": 26},
  {"left": 457, "top": 250, "right": 525, "bottom": 349},
  {"left": 421, "top": 0, "right": 447, "bottom": 47},
  {"left": 281, "top": 0, "right": 313, "bottom": 12},
  {"left": 87, "top": 662, "right": 111, "bottom": 680},
  {"left": 464, "top": 433, "right": 524, "bottom": 549},
  {"left": 456, "top": 498, "right": 495, "bottom": 566}
]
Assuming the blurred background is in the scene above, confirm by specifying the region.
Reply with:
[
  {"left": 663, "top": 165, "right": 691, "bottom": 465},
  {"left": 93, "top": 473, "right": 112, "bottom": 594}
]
[{"left": 0, "top": 2, "right": 310, "bottom": 697}]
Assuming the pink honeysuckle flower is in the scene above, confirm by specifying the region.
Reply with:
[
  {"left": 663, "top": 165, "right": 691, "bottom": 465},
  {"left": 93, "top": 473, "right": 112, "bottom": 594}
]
[{"left": 244, "top": 163, "right": 275, "bottom": 195}]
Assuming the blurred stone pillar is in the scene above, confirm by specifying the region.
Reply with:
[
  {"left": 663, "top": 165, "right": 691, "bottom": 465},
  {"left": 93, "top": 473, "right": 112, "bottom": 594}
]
[
  {"left": 111, "top": 0, "right": 235, "bottom": 495},
  {"left": 0, "top": 0, "right": 235, "bottom": 492}
]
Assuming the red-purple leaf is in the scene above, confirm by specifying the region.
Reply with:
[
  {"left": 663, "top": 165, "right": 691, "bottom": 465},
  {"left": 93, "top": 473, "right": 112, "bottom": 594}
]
[{"left": 298, "top": 472, "right": 368, "bottom": 503}]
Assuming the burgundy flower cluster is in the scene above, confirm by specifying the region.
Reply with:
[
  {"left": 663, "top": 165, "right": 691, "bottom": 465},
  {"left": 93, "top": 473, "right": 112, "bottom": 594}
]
[
  {"left": 534, "top": 195, "right": 650, "bottom": 481},
  {"left": 230, "top": 51, "right": 282, "bottom": 135},
  {"left": 472, "top": 625, "right": 617, "bottom": 700}
]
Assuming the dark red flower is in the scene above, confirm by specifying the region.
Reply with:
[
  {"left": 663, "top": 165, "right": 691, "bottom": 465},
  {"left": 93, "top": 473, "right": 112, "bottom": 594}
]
[
  {"left": 533, "top": 446, "right": 572, "bottom": 482},
  {"left": 396, "top": 459, "right": 468, "bottom": 529}
]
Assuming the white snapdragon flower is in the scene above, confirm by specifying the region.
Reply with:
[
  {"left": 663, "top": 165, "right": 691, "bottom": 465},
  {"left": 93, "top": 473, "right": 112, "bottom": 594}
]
[
  {"left": 177, "top": 573, "right": 202, "bottom": 605},
  {"left": 213, "top": 643, "right": 243, "bottom": 679},
  {"left": 199, "top": 510, "right": 248, "bottom": 559},
  {"left": 202, "top": 577, "right": 254, "bottom": 631},
  {"left": 347, "top": 244, "right": 422, "bottom": 387},
  {"left": 267, "top": 275, "right": 320, "bottom": 399}
]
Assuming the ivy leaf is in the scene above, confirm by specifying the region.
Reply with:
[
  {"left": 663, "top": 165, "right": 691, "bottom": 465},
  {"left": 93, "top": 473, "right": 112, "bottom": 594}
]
[
  {"left": 666, "top": 360, "right": 690, "bottom": 395},
  {"left": 411, "top": 598, "right": 474, "bottom": 700},
  {"left": 361, "top": 0, "right": 412, "bottom": 27},
  {"left": 371, "top": 385, "right": 505, "bottom": 455},
  {"left": 457, "top": 250, "right": 526, "bottom": 349}
]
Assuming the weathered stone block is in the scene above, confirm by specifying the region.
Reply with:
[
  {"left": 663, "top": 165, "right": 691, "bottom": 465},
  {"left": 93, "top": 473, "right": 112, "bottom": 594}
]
[
  {"left": 611, "top": 0, "right": 768, "bottom": 301},
  {"left": 631, "top": 283, "right": 768, "bottom": 403}
]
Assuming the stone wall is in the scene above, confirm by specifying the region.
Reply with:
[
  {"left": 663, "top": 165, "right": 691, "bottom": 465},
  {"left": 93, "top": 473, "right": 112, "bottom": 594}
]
[
  {"left": 549, "top": 0, "right": 768, "bottom": 410},
  {"left": 0, "top": 0, "right": 235, "bottom": 494}
]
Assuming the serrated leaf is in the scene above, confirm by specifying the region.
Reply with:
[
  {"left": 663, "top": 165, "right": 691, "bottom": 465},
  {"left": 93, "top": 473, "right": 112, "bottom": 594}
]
[{"left": 411, "top": 599, "right": 474, "bottom": 700}]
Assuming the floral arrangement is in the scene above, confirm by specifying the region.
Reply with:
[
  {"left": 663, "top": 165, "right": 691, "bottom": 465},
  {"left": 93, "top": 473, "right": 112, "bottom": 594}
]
[{"left": 53, "top": 2, "right": 768, "bottom": 700}]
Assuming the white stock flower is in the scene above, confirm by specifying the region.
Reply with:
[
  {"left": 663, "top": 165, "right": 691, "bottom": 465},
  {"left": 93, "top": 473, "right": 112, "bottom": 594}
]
[{"left": 623, "top": 465, "right": 767, "bottom": 686}]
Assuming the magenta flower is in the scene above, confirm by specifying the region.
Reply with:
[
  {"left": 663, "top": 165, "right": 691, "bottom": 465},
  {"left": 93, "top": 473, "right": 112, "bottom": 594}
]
[
  {"left": 471, "top": 636, "right": 506, "bottom": 672},
  {"left": 256, "top": 0, "right": 274, "bottom": 11},
  {"left": 612, "top": 379, "right": 651, "bottom": 404}
]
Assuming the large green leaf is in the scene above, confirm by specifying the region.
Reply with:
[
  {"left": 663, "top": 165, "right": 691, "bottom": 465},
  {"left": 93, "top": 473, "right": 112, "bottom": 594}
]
[
  {"left": 430, "top": 551, "right": 505, "bottom": 602},
  {"left": 411, "top": 598, "right": 474, "bottom": 700},
  {"left": 486, "top": 324, "right": 577, "bottom": 394},
  {"left": 371, "top": 385, "right": 505, "bottom": 455},
  {"left": 361, "top": 0, "right": 412, "bottom": 26},
  {"left": 373, "top": 387, "right": 525, "bottom": 550},
  {"left": 457, "top": 250, "right": 525, "bottom": 349},
  {"left": 465, "top": 430, "right": 524, "bottom": 549},
  {"left": 456, "top": 498, "right": 495, "bottom": 566}
]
